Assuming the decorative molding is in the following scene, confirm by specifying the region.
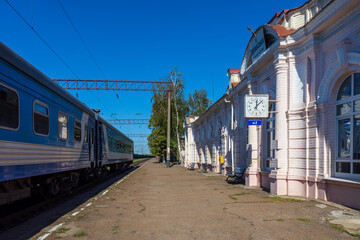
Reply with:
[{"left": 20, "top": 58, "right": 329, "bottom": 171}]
[
  {"left": 335, "top": 39, "right": 351, "bottom": 68},
  {"left": 317, "top": 51, "right": 360, "bottom": 104},
  {"left": 317, "top": 61, "right": 340, "bottom": 104},
  {"left": 348, "top": 52, "right": 360, "bottom": 65}
]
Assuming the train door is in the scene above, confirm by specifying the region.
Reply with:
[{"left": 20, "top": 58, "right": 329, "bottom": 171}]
[
  {"left": 98, "top": 122, "right": 108, "bottom": 167},
  {"left": 94, "top": 120, "right": 100, "bottom": 168},
  {"left": 89, "top": 125, "right": 95, "bottom": 167},
  {"left": 98, "top": 123, "right": 103, "bottom": 167}
]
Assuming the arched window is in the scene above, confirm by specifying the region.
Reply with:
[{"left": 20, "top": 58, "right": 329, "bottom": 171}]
[{"left": 335, "top": 73, "right": 360, "bottom": 179}]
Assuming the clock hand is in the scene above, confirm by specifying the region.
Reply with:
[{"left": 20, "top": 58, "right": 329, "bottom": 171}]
[{"left": 255, "top": 100, "right": 263, "bottom": 109}]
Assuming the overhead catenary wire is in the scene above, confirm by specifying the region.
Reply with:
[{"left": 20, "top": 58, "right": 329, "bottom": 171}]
[
  {"left": 5, "top": 0, "right": 112, "bottom": 113},
  {"left": 4, "top": 0, "right": 80, "bottom": 79},
  {"left": 57, "top": 0, "right": 108, "bottom": 80},
  {"left": 57, "top": 0, "right": 118, "bottom": 116}
]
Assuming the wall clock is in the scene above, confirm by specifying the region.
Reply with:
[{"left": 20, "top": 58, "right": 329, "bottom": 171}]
[{"left": 245, "top": 94, "right": 269, "bottom": 119}]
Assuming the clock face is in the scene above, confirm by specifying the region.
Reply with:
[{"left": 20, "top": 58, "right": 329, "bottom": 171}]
[{"left": 245, "top": 95, "right": 269, "bottom": 118}]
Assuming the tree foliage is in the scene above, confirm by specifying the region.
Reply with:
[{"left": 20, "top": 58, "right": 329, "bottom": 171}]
[
  {"left": 187, "top": 88, "right": 212, "bottom": 116},
  {"left": 147, "top": 68, "right": 188, "bottom": 157}
]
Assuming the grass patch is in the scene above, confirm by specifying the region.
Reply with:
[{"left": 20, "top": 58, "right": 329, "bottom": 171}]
[
  {"left": 57, "top": 228, "right": 70, "bottom": 234},
  {"left": 351, "top": 233, "right": 360, "bottom": 238},
  {"left": 112, "top": 225, "right": 119, "bottom": 230},
  {"left": 138, "top": 203, "right": 146, "bottom": 213},
  {"left": 233, "top": 192, "right": 250, "bottom": 196},
  {"left": 214, "top": 188, "right": 218, "bottom": 190},
  {"left": 228, "top": 195, "right": 237, "bottom": 200},
  {"left": 228, "top": 192, "right": 250, "bottom": 200},
  {"left": 297, "top": 218, "right": 310, "bottom": 222},
  {"left": 223, "top": 207, "right": 228, "bottom": 211},
  {"left": 77, "top": 216, "right": 83, "bottom": 220},
  {"left": 73, "top": 232, "right": 87, "bottom": 238},
  {"left": 331, "top": 224, "right": 346, "bottom": 232},
  {"left": 264, "top": 195, "right": 304, "bottom": 202},
  {"left": 110, "top": 197, "right": 116, "bottom": 201},
  {"left": 263, "top": 218, "right": 285, "bottom": 222},
  {"left": 133, "top": 158, "right": 149, "bottom": 163}
]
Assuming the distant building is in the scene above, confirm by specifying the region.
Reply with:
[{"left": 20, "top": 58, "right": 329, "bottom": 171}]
[{"left": 184, "top": 0, "right": 360, "bottom": 209}]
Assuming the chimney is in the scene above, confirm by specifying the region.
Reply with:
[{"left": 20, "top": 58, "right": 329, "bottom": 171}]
[{"left": 227, "top": 68, "right": 240, "bottom": 89}]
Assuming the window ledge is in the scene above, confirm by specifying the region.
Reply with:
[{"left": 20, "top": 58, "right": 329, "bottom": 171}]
[{"left": 324, "top": 177, "right": 360, "bottom": 185}]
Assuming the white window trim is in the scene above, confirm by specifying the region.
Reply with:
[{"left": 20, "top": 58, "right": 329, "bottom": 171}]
[
  {"left": 58, "top": 112, "right": 68, "bottom": 141},
  {"left": 335, "top": 73, "right": 360, "bottom": 179},
  {"left": 0, "top": 81, "right": 20, "bottom": 131},
  {"left": 33, "top": 100, "right": 49, "bottom": 137}
]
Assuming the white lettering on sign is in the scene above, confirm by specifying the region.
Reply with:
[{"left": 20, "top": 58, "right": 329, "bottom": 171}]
[{"left": 249, "top": 29, "right": 266, "bottom": 61}]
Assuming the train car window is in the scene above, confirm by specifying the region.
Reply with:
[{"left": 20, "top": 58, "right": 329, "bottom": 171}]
[
  {"left": 33, "top": 101, "right": 49, "bottom": 136},
  {"left": 58, "top": 113, "right": 68, "bottom": 140},
  {"left": 74, "top": 120, "right": 81, "bottom": 142},
  {"left": 84, "top": 124, "right": 88, "bottom": 143},
  {"left": 0, "top": 83, "right": 19, "bottom": 130}
]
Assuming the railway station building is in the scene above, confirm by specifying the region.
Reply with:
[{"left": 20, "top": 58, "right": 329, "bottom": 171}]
[{"left": 184, "top": 0, "right": 360, "bottom": 209}]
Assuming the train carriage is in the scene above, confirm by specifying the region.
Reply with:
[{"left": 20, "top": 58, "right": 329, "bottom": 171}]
[
  {"left": 0, "top": 41, "right": 133, "bottom": 205},
  {"left": 98, "top": 117, "right": 133, "bottom": 169}
]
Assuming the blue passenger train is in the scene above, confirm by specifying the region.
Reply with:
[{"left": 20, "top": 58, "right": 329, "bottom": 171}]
[{"left": 0, "top": 41, "right": 133, "bottom": 205}]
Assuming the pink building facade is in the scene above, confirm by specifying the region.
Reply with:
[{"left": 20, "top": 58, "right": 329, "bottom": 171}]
[{"left": 184, "top": 0, "right": 360, "bottom": 209}]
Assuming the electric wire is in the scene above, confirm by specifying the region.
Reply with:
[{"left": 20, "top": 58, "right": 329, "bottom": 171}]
[
  {"left": 4, "top": 0, "right": 80, "bottom": 79},
  {"left": 5, "top": 0, "right": 112, "bottom": 114},
  {"left": 57, "top": 0, "right": 121, "bottom": 117},
  {"left": 57, "top": 0, "right": 108, "bottom": 80}
]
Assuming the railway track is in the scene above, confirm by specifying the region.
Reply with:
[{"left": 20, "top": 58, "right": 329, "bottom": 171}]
[{"left": 0, "top": 158, "right": 150, "bottom": 232}]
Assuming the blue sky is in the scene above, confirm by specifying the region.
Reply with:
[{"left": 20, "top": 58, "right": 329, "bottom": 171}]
[{"left": 1, "top": 0, "right": 305, "bottom": 154}]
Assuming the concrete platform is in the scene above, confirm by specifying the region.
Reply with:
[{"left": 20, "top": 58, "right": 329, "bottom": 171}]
[{"left": 31, "top": 159, "right": 359, "bottom": 239}]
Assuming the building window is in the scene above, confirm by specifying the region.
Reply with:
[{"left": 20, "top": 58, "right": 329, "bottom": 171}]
[
  {"left": 58, "top": 113, "right": 68, "bottom": 140},
  {"left": 265, "top": 102, "right": 276, "bottom": 169},
  {"left": 74, "top": 120, "right": 81, "bottom": 142},
  {"left": 336, "top": 73, "right": 360, "bottom": 178},
  {"left": 0, "top": 83, "right": 19, "bottom": 130},
  {"left": 33, "top": 100, "right": 49, "bottom": 136}
]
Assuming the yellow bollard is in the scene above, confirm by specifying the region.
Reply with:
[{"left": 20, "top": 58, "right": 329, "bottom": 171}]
[{"left": 219, "top": 156, "right": 224, "bottom": 164}]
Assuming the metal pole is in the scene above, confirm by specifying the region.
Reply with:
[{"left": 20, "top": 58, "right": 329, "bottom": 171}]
[{"left": 166, "top": 90, "right": 171, "bottom": 168}]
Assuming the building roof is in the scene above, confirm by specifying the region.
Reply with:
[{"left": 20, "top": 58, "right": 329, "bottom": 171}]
[
  {"left": 227, "top": 68, "right": 240, "bottom": 74},
  {"left": 268, "top": 0, "right": 312, "bottom": 24},
  {"left": 270, "top": 24, "right": 295, "bottom": 37}
]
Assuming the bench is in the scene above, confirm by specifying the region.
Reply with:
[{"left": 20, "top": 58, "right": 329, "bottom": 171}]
[
  {"left": 226, "top": 167, "right": 246, "bottom": 183},
  {"left": 187, "top": 162, "right": 195, "bottom": 170}
]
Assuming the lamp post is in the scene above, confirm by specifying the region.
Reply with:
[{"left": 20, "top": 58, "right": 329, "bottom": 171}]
[{"left": 166, "top": 90, "right": 171, "bottom": 168}]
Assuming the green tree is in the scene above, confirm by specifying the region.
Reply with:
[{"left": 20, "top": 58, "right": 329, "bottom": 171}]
[
  {"left": 147, "top": 68, "right": 188, "bottom": 160},
  {"left": 187, "top": 89, "right": 212, "bottom": 115}
]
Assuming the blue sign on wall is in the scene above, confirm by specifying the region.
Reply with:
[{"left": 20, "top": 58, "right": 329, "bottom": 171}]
[{"left": 248, "top": 120, "right": 262, "bottom": 125}]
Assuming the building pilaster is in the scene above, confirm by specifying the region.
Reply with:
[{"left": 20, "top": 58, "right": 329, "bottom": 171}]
[{"left": 270, "top": 55, "right": 289, "bottom": 195}]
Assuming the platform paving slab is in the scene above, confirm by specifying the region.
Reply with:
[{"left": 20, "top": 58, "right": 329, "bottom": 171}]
[{"left": 32, "top": 159, "right": 360, "bottom": 240}]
